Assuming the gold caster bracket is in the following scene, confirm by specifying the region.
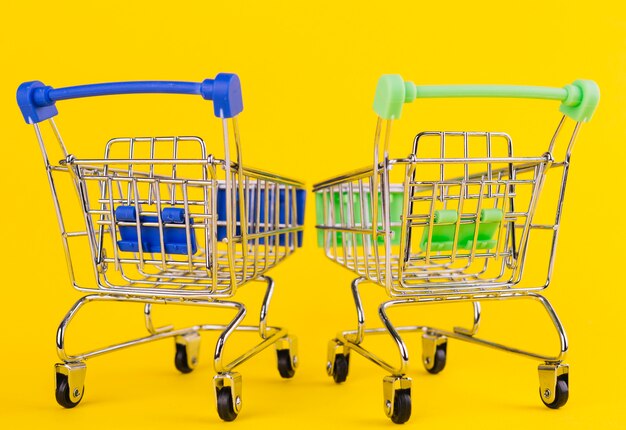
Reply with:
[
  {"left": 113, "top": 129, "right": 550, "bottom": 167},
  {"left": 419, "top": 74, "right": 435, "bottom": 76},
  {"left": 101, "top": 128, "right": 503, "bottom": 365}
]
[
  {"left": 538, "top": 362, "right": 569, "bottom": 408},
  {"left": 421, "top": 333, "right": 448, "bottom": 374},
  {"left": 276, "top": 336, "right": 298, "bottom": 378},
  {"left": 214, "top": 372, "right": 243, "bottom": 421},
  {"left": 174, "top": 332, "right": 201, "bottom": 373},
  {"left": 55, "top": 362, "right": 86, "bottom": 408},
  {"left": 326, "top": 339, "right": 350, "bottom": 383},
  {"left": 383, "top": 375, "right": 412, "bottom": 424}
]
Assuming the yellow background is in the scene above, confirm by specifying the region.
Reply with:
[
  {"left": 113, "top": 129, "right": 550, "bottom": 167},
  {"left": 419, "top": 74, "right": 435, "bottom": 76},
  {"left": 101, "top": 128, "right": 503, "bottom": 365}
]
[{"left": 1, "top": 1, "right": 625, "bottom": 428}]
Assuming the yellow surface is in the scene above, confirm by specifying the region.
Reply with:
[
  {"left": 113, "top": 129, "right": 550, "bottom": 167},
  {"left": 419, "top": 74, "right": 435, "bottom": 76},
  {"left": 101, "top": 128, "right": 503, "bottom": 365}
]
[{"left": 1, "top": 1, "right": 625, "bottom": 428}]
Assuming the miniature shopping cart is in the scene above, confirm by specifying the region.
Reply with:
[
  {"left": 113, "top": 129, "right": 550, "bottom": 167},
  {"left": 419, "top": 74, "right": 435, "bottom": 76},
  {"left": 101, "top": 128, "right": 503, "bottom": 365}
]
[
  {"left": 314, "top": 75, "right": 598, "bottom": 424},
  {"left": 17, "top": 73, "right": 305, "bottom": 421}
]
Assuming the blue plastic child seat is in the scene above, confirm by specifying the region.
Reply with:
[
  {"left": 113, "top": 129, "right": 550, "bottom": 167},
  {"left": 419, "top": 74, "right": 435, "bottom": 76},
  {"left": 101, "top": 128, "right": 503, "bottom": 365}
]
[
  {"left": 217, "top": 187, "right": 306, "bottom": 247},
  {"left": 115, "top": 206, "right": 198, "bottom": 255}
]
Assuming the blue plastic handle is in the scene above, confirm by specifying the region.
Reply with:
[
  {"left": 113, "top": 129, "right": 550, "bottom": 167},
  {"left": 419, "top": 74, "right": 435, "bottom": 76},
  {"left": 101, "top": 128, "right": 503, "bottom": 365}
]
[{"left": 16, "top": 73, "right": 243, "bottom": 124}]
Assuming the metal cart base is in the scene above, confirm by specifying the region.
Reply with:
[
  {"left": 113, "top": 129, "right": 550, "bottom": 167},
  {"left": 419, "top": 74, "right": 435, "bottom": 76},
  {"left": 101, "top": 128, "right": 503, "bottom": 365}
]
[
  {"left": 55, "top": 276, "right": 298, "bottom": 421},
  {"left": 326, "top": 277, "right": 569, "bottom": 423}
]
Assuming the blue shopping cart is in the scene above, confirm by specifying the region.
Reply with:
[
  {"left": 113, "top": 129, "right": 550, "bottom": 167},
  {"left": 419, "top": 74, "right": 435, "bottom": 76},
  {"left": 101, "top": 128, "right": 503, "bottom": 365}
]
[{"left": 17, "top": 73, "right": 305, "bottom": 421}]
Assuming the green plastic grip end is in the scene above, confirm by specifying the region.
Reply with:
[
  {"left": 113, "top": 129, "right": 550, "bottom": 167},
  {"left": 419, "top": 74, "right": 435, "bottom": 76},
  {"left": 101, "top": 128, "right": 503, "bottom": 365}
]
[
  {"left": 559, "top": 80, "right": 600, "bottom": 122},
  {"left": 372, "top": 75, "right": 600, "bottom": 122},
  {"left": 373, "top": 75, "right": 416, "bottom": 120}
]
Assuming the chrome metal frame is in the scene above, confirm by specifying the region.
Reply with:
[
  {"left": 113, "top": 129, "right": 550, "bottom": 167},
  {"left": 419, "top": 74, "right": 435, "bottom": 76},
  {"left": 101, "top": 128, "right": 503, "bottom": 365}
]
[
  {"left": 333, "top": 277, "right": 567, "bottom": 377},
  {"left": 36, "top": 118, "right": 304, "bottom": 298},
  {"left": 31, "top": 110, "right": 304, "bottom": 415},
  {"left": 56, "top": 275, "right": 287, "bottom": 373},
  {"left": 315, "top": 112, "right": 582, "bottom": 416}
]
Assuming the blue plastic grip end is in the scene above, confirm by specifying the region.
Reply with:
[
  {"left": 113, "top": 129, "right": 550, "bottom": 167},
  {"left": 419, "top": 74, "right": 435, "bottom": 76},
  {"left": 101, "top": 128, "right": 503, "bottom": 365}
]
[
  {"left": 16, "top": 73, "right": 244, "bottom": 124},
  {"left": 16, "top": 81, "right": 58, "bottom": 124},
  {"left": 208, "top": 73, "right": 244, "bottom": 118}
]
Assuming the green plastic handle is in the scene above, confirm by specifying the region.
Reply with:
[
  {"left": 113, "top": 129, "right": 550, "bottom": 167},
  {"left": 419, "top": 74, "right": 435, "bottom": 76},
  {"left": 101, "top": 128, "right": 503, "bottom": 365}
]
[{"left": 373, "top": 74, "right": 600, "bottom": 122}]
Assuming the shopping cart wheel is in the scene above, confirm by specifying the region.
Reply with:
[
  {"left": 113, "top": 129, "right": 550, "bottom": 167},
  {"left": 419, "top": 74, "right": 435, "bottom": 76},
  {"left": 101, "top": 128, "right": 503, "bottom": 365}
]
[
  {"left": 426, "top": 346, "right": 446, "bottom": 374},
  {"left": 327, "top": 340, "right": 349, "bottom": 383},
  {"left": 214, "top": 373, "right": 242, "bottom": 422},
  {"left": 540, "top": 377, "right": 568, "bottom": 409},
  {"left": 216, "top": 387, "right": 238, "bottom": 421},
  {"left": 55, "top": 375, "right": 83, "bottom": 408},
  {"left": 174, "top": 332, "right": 200, "bottom": 374},
  {"left": 383, "top": 376, "right": 412, "bottom": 424},
  {"left": 332, "top": 354, "right": 350, "bottom": 383},
  {"left": 54, "top": 362, "right": 86, "bottom": 409},
  {"left": 538, "top": 363, "right": 569, "bottom": 409},
  {"left": 390, "top": 389, "right": 411, "bottom": 424},
  {"left": 422, "top": 333, "right": 447, "bottom": 374},
  {"left": 277, "top": 350, "right": 296, "bottom": 378},
  {"left": 276, "top": 336, "right": 298, "bottom": 378}
]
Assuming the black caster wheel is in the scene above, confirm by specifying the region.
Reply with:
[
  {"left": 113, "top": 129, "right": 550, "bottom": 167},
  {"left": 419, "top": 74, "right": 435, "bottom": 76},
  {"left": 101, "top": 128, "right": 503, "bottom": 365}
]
[
  {"left": 425, "top": 342, "right": 447, "bottom": 375},
  {"left": 277, "top": 349, "right": 296, "bottom": 379},
  {"left": 55, "top": 373, "right": 83, "bottom": 409},
  {"left": 174, "top": 343, "right": 194, "bottom": 374},
  {"left": 332, "top": 353, "right": 349, "bottom": 383},
  {"left": 216, "top": 387, "right": 239, "bottom": 422},
  {"left": 390, "top": 389, "right": 412, "bottom": 424},
  {"left": 540, "top": 376, "right": 569, "bottom": 409}
]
